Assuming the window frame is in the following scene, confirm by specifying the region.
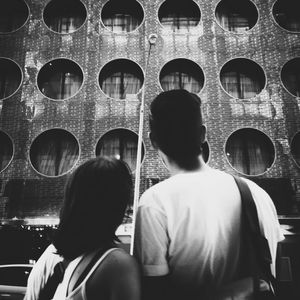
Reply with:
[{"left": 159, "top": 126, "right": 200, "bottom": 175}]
[
  {"left": 159, "top": 58, "right": 205, "bottom": 94},
  {"left": 0, "top": 130, "right": 14, "bottom": 174},
  {"left": 36, "top": 57, "right": 84, "bottom": 101},
  {"left": 0, "top": 57, "right": 23, "bottom": 101},
  {"left": 0, "top": 0, "right": 29, "bottom": 34},
  {"left": 98, "top": 58, "right": 144, "bottom": 100},
  {"left": 158, "top": 0, "right": 201, "bottom": 32},
  {"left": 95, "top": 127, "right": 145, "bottom": 172},
  {"left": 280, "top": 57, "right": 300, "bottom": 98},
  {"left": 29, "top": 128, "right": 80, "bottom": 178},
  {"left": 214, "top": 0, "right": 259, "bottom": 33},
  {"left": 43, "top": 0, "right": 87, "bottom": 34},
  {"left": 224, "top": 127, "right": 276, "bottom": 177},
  {"left": 219, "top": 57, "right": 266, "bottom": 100},
  {"left": 290, "top": 131, "right": 300, "bottom": 168},
  {"left": 100, "top": 0, "right": 144, "bottom": 33},
  {"left": 272, "top": 0, "right": 300, "bottom": 33}
]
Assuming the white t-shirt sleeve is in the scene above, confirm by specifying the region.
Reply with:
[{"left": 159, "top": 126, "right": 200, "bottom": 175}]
[
  {"left": 25, "top": 244, "right": 62, "bottom": 300},
  {"left": 245, "top": 179, "right": 285, "bottom": 275},
  {"left": 134, "top": 191, "right": 169, "bottom": 277}
]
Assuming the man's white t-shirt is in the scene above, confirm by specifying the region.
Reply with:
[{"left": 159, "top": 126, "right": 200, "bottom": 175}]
[
  {"left": 25, "top": 244, "right": 63, "bottom": 300},
  {"left": 134, "top": 168, "right": 284, "bottom": 294}
]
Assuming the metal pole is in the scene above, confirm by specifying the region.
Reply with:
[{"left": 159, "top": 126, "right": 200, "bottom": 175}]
[{"left": 130, "top": 34, "right": 157, "bottom": 255}]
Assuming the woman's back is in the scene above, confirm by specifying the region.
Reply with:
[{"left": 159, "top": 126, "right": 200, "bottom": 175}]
[{"left": 53, "top": 247, "right": 140, "bottom": 300}]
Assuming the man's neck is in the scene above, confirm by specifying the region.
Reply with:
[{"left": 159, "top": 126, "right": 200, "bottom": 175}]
[{"left": 159, "top": 150, "right": 210, "bottom": 176}]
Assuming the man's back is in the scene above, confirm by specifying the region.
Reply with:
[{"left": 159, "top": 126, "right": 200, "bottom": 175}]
[{"left": 134, "top": 168, "right": 283, "bottom": 297}]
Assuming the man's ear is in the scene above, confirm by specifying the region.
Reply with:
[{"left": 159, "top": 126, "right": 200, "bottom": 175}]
[{"left": 200, "top": 124, "right": 207, "bottom": 144}]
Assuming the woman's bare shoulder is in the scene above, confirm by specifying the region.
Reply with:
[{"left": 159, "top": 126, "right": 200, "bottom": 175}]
[{"left": 87, "top": 248, "right": 141, "bottom": 300}]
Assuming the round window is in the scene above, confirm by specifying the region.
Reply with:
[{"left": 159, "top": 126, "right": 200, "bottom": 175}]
[
  {"left": 273, "top": 0, "right": 300, "bottom": 33},
  {"left": 215, "top": 0, "right": 258, "bottom": 33},
  {"left": 159, "top": 59, "right": 204, "bottom": 94},
  {"left": 0, "top": 131, "right": 13, "bottom": 173},
  {"left": 281, "top": 57, "right": 300, "bottom": 97},
  {"left": 0, "top": 0, "right": 29, "bottom": 34},
  {"left": 225, "top": 128, "right": 275, "bottom": 176},
  {"left": 220, "top": 58, "right": 266, "bottom": 99},
  {"left": 291, "top": 132, "right": 300, "bottom": 167},
  {"left": 0, "top": 58, "right": 22, "bottom": 100},
  {"left": 30, "top": 129, "right": 80, "bottom": 177},
  {"left": 43, "top": 0, "right": 87, "bottom": 34},
  {"left": 99, "top": 59, "right": 144, "bottom": 100},
  {"left": 158, "top": 0, "right": 201, "bottom": 31},
  {"left": 37, "top": 59, "right": 83, "bottom": 100},
  {"left": 101, "top": 0, "right": 144, "bottom": 33},
  {"left": 96, "top": 128, "right": 144, "bottom": 171}
]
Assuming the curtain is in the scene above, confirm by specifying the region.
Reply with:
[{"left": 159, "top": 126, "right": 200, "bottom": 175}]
[
  {"left": 122, "top": 136, "right": 138, "bottom": 171},
  {"left": 49, "top": 16, "right": 83, "bottom": 33},
  {"left": 284, "top": 71, "right": 300, "bottom": 97},
  {"left": 217, "top": 11, "right": 250, "bottom": 32},
  {"left": 221, "top": 71, "right": 261, "bottom": 99},
  {"left": 32, "top": 132, "right": 79, "bottom": 176},
  {"left": 160, "top": 13, "right": 198, "bottom": 30},
  {"left": 97, "top": 130, "right": 138, "bottom": 171},
  {"left": 226, "top": 132, "right": 273, "bottom": 175},
  {"left": 123, "top": 73, "right": 142, "bottom": 97},
  {"left": 161, "top": 71, "right": 201, "bottom": 93},
  {"left": 99, "top": 134, "right": 120, "bottom": 159},
  {"left": 102, "top": 14, "right": 139, "bottom": 32},
  {"left": 101, "top": 71, "right": 142, "bottom": 99},
  {"left": 101, "top": 72, "right": 122, "bottom": 99},
  {"left": 0, "top": 68, "right": 20, "bottom": 99},
  {"left": 41, "top": 71, "right": 82, "bottom": 99},
  {"left": 58, "top": 139, "right": 79, "bottom": 174},
  {"left": 228, "top": 13, "right": 250, "bottom": 32}
]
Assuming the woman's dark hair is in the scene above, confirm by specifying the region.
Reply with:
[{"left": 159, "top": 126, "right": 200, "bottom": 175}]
[
  {"left": 150, "top": 89, "right": 204, "bottom": 170},
  {"left": 53, "top": 156, "right": 132, "bottom": 260}
]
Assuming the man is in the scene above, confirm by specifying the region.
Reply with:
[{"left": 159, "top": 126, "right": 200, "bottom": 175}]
[{"left": 134, "top": 89, "right": 284, "bottom": 300}]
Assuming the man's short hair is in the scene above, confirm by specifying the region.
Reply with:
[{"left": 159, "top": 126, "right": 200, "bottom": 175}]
[{"left": 149, "top": 89, "right": 204, "bottom": 169}]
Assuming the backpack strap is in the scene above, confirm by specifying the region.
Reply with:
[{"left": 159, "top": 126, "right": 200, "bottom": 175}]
[{"left": 233, "top": 176, "right": 275, "bottom": 297}]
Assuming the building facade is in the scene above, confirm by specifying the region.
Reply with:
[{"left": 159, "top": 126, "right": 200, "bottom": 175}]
[{"left": 1, "top": 0, "right": 300, "bottom": 223}]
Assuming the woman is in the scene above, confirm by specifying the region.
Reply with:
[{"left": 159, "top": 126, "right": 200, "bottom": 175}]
[{"left": 25, "top": 156, "right": 140, "bottom": 300}]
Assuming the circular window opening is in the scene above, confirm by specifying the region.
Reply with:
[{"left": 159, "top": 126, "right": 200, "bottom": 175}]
[
  {"left": 99, "top": 59, "right": 144, "bottom": 100},
  {"left": 0, "top": 0, "right": 29, "bottom": 34},
  {"left": 159, "top": 59, "right": 204, "bottom": 93},
  {"left": 43, "top": 0, "right": 87, "bottom": 34},
  {"left": 30, "top": 129, "right": 80, "bottom": 177},
  {"left": 0, "top": 58, "right": 22, "bottom": 100},
  {"left": 215, "top": 0, "right": 258, "bottom": 33},
  {"left": 273, "top": 0, "right": 300, "bottom": 33},
  {"left": 37, "top": 58, "right": 83, "bottom": 100},
  {"left": 291, "top": 132, "right": 300, "bottom": 167},
  {"left": 158, "top": 0, "right": 201, "bottom": 31},
  {"left": 96, "top": 128, "right": 145, "bottom": 172},
  {"left": 101, "top": 0, "right": 144, "bottom": 33},
  {"left": 220, "top": 58, "right": 266, "bottom": 99},
  {"left": 0, "top": 131, "right": 13, "bottom": 173},
  {"left": 281, "top": 57, "right": 300, "bottom": 97},
  {"left": 225, "top": 128, "right": 275, "bottom": 176}
]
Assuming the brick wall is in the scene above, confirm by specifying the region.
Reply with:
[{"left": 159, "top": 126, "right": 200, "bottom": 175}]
[{"left": 0, "top": 0, "right": 300, "bottom": 220}]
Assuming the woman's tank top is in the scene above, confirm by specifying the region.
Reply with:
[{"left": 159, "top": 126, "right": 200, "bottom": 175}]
[{"left": 52, "top": 248, "right": 118, "bottom": 300}]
